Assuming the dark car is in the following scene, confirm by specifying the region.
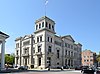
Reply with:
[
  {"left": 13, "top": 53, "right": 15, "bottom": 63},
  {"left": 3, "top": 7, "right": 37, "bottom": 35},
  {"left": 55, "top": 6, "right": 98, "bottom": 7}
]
[
  {"left": 63, "top": 66, "right": 69, "bottom": 69},
  {"left": 18, "top": 66, "right": 28, "bottom": 70},
  {"left": 81, "top": 66, "right": 95, "bottom": 74},
  {"left": 96, "top": 67, "right": 100, "bottom": 74}
]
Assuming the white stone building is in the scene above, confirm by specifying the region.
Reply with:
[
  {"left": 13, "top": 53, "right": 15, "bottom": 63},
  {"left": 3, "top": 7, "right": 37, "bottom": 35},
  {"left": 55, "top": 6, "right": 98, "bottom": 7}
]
[{"left": 15, "top": 16, "right": 82, "bottom": 69}]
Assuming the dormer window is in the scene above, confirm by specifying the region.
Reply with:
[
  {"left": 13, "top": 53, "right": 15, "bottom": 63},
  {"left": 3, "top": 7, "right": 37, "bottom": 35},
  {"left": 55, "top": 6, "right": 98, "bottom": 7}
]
[
  {"left": 46, "top": 22, "right": 48, "bottom": 27},
  {"left": 49, "top": 24, "right": 51, "bottom": 29},
  {"left": 39, "top": 23, "right": 41, "bottom": 29},
  {"left": 42, "top": 22, "right": 44, "bottom": 27}
]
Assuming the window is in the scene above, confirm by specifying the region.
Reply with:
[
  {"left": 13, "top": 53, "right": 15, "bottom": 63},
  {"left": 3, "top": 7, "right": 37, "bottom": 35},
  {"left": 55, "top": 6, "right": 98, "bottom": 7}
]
[
  {"left": 16, "top": 58, "right": 18, "bottom": 64},
  {"left": 23, "top": 41, "right": 30, "bottom": 46},
  {"left": 68, "top": 51, "right": 70, "bottom": 56},
  {"left": 90, "top": 59, "right": 93, "bottom": 62},
  {"left": 46, "top": 22, "right": 48, "bottom": 27},
  {"left": 40, "top": 36, "right": 42, "bottom": 42},
  {"left": 52, "top": 25, "right": 54, "bottom": 31},
  {"left": 16, "top": 50, "right": 18, "bottom": 55},
  {"left": 57, "top": 62, "right": 59, "bottom": 65},
  {"left": 48, "top": 37, "right": 49, "bottom": 42},
  {"left": 39, "top": 23, "right": 41, "bottom": 29},
  {"left": 38, "top": 58, "right": 41, "bottom": 66},
  {"left": 68, "top": 44, "right": 70, "bottom": 48},
  {"left": 55, "top": 41, "right": 61, "bottom": 46},
  {"left": 71, "top": 51, "right": 73, "bottom": 56},
  {"left": 49, "top": 24, "right": 51, "bottom": 29},
  {"left": 65, "top": 43, "right": 68, "bottom": 47},
  {"left": 36, "top": 25, "right": 38, "bottom": 30},
  {"left": 24, "top": 48, "right": 29, "bottom": 54},
  {"left": 51, "top": 38, "right": 52, "bottom": 43},
  {"left": 48, "top": 46, "right": 52, "bottom": 52},
  {"left": 38, "top": 46, "right": 41, "bottom": 52},
  {"left": 57, "top": 50, "right": 60, "bottom": 58},
  {"left": 71, "top": 45, "right": 73, "bottom": 49},
  {"left": 65, "top": 50, "right": 67, "bottom": 55},
  {"left": 84, "top": 56, "right": 86, "bottom": 58},
  {"left": 42, "top": 22, "right": 44, "bottom": 27},
  {"left": 47, "top": 57, "right": 51, "bottom": 66},
  {"left": 65, "top": 59, "right": 67, "bottom": 66},
  {"left": 37, "top": 37, "right": 39, "bottom": 42},
  {"left": 33, "top": 48, "right": 35, "bottom": 53},
  {"left": 16, "top": 43, "right": 19, "bottom": 48}
]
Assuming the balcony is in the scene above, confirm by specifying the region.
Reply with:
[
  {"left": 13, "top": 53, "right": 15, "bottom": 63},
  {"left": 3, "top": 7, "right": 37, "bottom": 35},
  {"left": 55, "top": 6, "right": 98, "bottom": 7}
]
[
  {"left": 15, "top": 55, "right": 19, "bottom": 58},
  {"left": 35, "top": 52, "right": 42, "bottom": 56},
  {"left": 22, "top": 53, "right": 29, "bottom": 57},
  {"left": 47, "top": 52, "right": 54, "bottom": 56},
  {"left": 65, "top": 55, "right": 74, "bottom": 59}
]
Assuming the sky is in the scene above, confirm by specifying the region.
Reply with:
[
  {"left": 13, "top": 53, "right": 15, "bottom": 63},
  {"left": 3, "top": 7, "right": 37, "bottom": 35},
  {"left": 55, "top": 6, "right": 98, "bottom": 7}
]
[{"left": 0, "top": 0, "right": 100, "bottom": 54}]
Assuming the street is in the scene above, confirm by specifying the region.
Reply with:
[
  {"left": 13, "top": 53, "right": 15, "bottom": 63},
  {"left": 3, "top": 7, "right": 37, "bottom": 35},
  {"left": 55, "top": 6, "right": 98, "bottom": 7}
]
[{"left": 6, "top": 70, "right": 81, "bottom": 74}]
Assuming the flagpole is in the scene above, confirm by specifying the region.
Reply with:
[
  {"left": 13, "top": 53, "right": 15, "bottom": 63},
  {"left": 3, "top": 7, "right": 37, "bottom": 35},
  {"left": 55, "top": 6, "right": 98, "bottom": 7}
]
[
  {"left": 45, "top": 0, "right": 46, "bottom": 16},
  {"left": 45, "top": 0, "right": 48, "bottom": 16}
]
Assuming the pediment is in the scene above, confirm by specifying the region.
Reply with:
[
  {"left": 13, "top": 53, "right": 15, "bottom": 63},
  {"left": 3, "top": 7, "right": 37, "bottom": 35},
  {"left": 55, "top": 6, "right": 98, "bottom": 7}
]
[
  {"left": 62, "top": 35, "right": 75, "bottom": 42},
  {"left": 22, "top": 35, "right": 30, "bottom": 40}
]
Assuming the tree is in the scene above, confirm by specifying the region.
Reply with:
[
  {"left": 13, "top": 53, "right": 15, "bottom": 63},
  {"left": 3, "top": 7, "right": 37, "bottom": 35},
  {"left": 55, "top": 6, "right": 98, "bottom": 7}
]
[
  {"left": 5, "top": 53, "right": 15, "bottom": 65},
  {"left": 96, "top": 52, "right": 100, "bottom": 66}
]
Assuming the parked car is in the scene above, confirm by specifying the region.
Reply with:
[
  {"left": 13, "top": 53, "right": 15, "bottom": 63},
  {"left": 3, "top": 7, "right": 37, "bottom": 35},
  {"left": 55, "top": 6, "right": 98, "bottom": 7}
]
[
  {"left": 63, "top": 66, "right": 69, "bottom": 69},
  {"left": 18, "top": 66, "right": 28, "bottom": 70},
  {"left": 96, "top": 67, "right": 100, "bottom": 74}
]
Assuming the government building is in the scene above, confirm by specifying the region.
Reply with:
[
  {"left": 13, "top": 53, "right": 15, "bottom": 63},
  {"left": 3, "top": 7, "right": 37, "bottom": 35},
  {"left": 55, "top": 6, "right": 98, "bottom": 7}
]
[{"left": 15, "top": 16, "right": 82, "bottom": 69}]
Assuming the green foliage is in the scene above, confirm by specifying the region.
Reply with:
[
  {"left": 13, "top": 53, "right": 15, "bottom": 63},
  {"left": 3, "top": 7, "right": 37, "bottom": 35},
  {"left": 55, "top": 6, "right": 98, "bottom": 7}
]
[
  {"left": 96, "top": 54, "right": 100, "bottom": 62},
  {"left": 5, "top": 53, "right": 15, "bottom": 65}
]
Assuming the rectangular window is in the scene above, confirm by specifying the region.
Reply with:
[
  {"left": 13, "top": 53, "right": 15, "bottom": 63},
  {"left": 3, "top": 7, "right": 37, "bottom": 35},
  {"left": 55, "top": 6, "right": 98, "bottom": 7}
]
[
  {"left": 51, "top": 38, "right": 52, "bottom": 43},
  {"left": 57, "top": 50, "right": 59, "bottom": 58},
  {"left": 71, "top": 51, "right": 73, "bottom": 57},
  {"left": 46, "top": 22, "right": 48, "bottom": 27},
  {"left": 16, "top": 43, "right": 19, "bottom": 48},
  {"left": 38, "top": 46, "right": 41, "bottom": 52},
  {"left": 68, "top": 51, "right": 70, "bottom": 56},
  {"left": 65, "top": 50, "right": 67, "bottom": 55},
  {"left": 23, "top": 41, "right": 30, "bottom": 46},
  {"left": 16, "top": 58, "right": 18, "bottom": 64},
  {"left": 52, "top": 25, "right": 54, "bottom": 31},
  {"left": 16, "top": 50, "right": 18, "bottom": 55},
  {"left": 40, "top": 36, "right": 42, "bottom": 42},
  {"left": 48, "top": 37, "right": 49, "bottom": 42},
  {"left": 68, "top": 44, "right": 70, "bottom": 48},
  {"left": 24, "top": 48, "right": 29, "bottom": 54},
  {"left": 37, "top": 37, "right": 39, "bottom": 42},
  {"left": 48, "top": 46, "right": 52, "bottom": 52},
  {"left": 47, "top": 57, "right": 51, "bottom": 66},
  {"left": 38, "top": 58, "right": 41, "bottom": 66}
]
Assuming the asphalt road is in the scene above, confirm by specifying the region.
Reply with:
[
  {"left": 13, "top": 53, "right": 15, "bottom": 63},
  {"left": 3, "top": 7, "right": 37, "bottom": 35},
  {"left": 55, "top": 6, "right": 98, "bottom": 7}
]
[{"left": 6, "top": 70, "right": 82, "bottom": 74}]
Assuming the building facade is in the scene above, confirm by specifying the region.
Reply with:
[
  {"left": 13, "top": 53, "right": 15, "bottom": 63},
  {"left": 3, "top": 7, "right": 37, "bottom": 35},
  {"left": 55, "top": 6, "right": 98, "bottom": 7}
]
[
  {"left": 15, "top": 16, "right": 82, "bottom": 69},
  {"left": 82, "top": 50, "right": 97, "bottom": 67}
]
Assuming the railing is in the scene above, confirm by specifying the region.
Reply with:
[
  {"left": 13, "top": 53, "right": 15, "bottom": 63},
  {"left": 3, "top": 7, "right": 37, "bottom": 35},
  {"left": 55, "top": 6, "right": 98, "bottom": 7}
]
[
  {"left": 35, "top": 52, "right": 42, "bottom": 56},
  {"left": 22, "top": 53, "right": 29, "bottom": 57},
  {"left": 47, "top": 52, "right": 54, "bottom": 56},
  {"left": 15, "top": 55, "right": 19, "bottom": 57}
]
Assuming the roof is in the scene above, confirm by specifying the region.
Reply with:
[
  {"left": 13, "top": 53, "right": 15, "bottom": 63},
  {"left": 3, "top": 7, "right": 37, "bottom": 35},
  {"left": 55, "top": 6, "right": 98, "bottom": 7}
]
[
  {"left": 62, "top": 35, "right": 75, "bottom": 42},
  {"left": 35, "top": 16, "right": 55, "bottom": 24},
  {"left": 0, "top": 31, "right": 9, "bottom": 38}
]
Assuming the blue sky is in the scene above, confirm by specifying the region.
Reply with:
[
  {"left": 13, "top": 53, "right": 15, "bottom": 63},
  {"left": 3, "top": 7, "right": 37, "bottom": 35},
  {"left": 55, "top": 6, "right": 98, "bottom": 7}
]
[{"left": 0, "top": 0, "right": 100, "bottom": 54}]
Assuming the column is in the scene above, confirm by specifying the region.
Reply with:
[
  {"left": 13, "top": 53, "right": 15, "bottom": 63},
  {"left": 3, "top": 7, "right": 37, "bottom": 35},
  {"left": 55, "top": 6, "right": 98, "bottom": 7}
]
[{"left": 1, "top": 40, "right": 5, "bottom": 69}]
